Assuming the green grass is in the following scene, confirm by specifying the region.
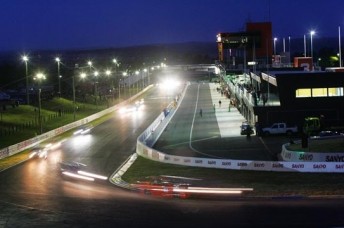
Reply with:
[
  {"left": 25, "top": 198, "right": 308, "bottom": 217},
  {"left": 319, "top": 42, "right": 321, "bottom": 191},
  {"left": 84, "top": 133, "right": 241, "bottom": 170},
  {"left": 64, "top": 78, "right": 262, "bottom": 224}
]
[
  {"left": 0, "top": 97, "right": 109, "bottom": 149},
  {"left": 122, "top": 156, "right": 344, "bottom": 197},
  {"left": 0, "top": 102, "right": 119, "bottom": 171},
  {"left": 0, "top": 88, "right": 139, "bottom": 169},
  {"left": 287, "top": 138, "right": 344, "bottom": 153}
]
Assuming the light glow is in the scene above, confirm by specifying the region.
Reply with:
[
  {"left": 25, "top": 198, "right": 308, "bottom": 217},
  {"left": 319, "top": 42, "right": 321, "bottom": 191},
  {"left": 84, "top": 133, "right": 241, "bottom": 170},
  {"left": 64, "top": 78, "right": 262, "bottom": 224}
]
[
  {"left": 35, "top": 73, "right": 46, "bottom": 80},
  {"left": 29, "top": 152, "right": 37, "bottom": 158},
  {"left": 159, "top": 79, "right": 181, "bottom": 90},
  {"left": 22, "top": 55, "right": 29, "bottom": 62},
  {"left": 80, "top": 72, "right": 87, "bottom": 78},
  {"left": 78, "top": 171, "right": 108, "bottom": 180},
  {"left": 73, "top": 129, "right": 83, "bottom": 135},
  {"left": 174, "top": 187, "right": 253, "bottom": 194},
  {"left": 38, "top": 150, "right": 47, "bottom": 158},
  {"left": 50, "top": 141, "right": 63, "bottom": 150},
  {"left": 62, "top": 171, "right": 95, "bottom": 181}
]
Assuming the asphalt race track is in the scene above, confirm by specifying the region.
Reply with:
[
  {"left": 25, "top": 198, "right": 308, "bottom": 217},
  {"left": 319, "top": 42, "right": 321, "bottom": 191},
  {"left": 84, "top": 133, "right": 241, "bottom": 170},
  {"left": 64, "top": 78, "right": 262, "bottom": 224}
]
[
  {"left": 0, "top": 79, "right": 344, "bottom": 227},
  {"left": 155, "top": 82, "right": 282, "bottom": 161}
]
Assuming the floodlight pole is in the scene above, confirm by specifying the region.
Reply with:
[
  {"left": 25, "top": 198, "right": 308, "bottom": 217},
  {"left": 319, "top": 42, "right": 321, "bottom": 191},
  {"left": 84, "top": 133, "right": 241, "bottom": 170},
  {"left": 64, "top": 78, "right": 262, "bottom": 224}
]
[{"left": 339, "top": 26, "right": 342, "bottom": 68}]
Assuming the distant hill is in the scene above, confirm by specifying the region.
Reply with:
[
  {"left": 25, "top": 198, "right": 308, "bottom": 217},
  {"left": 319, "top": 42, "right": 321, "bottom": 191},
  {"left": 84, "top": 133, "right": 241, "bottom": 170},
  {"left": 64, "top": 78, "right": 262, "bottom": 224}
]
[
  {"left": 0, "top": 37, "right": 341, "bottom": 65},
  {"left": 0, "top": 41, "right": 219, "bottom": 67},
  {"left": 287, "top": 37, "right": 340, "bottom": 55}
]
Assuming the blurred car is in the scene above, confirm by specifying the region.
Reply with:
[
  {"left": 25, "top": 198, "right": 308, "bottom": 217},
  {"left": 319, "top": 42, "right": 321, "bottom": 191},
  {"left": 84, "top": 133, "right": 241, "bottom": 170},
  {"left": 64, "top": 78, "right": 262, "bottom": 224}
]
[
  {"left": 137, "top": 98, "right": 144, "bottom": 105},
  {"left": 73, "top": 124, "right": 93, "bottom": 135},
  {"left": 318, "top": 130, "right": 343, "bottom": 137},
  {"left": 29, "top": 141, "right": 63, "bottom": 159},
  {"left": 59, "top": 161, "right": 107, "bottom": 182},
  {"left": 240, "top": 121, "right": 254, "bottom": 135},
  {"left": 29, "top": 146, "right": 48, "bottom": 159},
  {"left": 119, "top": 99, "right": 144, "bottom": 114},
  {"left": 59, "top": 161, "right": 86, "bottom": 173},
  {"left": 131, "top": 180, "right": 190, "bottom": 199}
]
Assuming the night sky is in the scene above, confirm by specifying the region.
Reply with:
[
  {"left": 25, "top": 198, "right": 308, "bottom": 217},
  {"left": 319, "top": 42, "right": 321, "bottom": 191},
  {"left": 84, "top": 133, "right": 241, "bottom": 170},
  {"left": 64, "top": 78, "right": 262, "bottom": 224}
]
[{"left": 0, "top": 0, "right": 343, "bottom": 52}]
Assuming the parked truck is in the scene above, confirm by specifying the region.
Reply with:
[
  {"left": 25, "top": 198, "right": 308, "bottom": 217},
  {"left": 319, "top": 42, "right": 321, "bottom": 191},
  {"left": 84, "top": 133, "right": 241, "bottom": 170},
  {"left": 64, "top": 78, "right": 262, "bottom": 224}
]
[{"left": 261, "top": 122, "right": 298, "bottom": 136}]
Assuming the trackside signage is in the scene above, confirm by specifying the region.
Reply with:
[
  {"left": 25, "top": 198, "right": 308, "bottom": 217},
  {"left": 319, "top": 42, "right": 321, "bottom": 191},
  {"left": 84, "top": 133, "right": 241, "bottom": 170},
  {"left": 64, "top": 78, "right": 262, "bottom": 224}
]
[
  {"left": 281, "top": 143, "right": 344, "bottom": 162},
  {"left": 137, "top": 139, "right": 344, "bottom": 173}
]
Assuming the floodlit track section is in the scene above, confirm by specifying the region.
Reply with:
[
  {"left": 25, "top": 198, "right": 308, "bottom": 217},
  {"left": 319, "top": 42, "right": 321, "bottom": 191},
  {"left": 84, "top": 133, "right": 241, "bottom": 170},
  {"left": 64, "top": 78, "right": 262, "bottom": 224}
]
[
  {"left": 134, "top": 82, "right": 344, "bottom": 173},
  {"left": 110, "top": 82, "right": 254, "bottom": 197}
]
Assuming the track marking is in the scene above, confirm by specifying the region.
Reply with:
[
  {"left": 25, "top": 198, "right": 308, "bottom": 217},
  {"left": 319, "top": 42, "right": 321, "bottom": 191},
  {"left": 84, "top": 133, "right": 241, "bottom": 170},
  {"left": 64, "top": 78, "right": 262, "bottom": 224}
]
[
  {"left": 162, "top": 136, "right": 218, "bottom": 149},
  {"left": 258, "top": 136, "right": 275, "bottom": 160},
  {"left": 187, "top": 85, "right": 223, "bottom": 159}
]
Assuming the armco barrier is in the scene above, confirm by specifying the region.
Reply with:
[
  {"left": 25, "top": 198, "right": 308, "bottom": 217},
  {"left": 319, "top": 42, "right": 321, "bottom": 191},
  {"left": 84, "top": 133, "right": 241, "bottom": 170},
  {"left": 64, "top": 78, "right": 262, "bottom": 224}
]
[
  {"left": 0, "top": 86, "right": 152, "bottom": 160},
  {"left": 135, "top": 86, "right": 344, "bottom": 173}
]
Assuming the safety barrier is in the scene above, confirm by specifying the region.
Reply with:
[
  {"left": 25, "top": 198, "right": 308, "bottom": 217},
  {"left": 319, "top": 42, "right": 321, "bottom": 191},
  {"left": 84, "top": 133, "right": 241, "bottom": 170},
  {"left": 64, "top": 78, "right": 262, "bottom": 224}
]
[
  {"left": 137, "top": 130, "right": 344, "bottom": 173},
  {"left": 281, "top": 137, "right": 344, "bottom": 163}
]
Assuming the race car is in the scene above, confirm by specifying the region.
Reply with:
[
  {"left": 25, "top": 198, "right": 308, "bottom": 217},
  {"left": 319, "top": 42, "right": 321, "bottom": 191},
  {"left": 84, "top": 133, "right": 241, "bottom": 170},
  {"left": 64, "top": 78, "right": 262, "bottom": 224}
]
[
  {"left": 131, "top": 176, "right": 190, "bottom": 199},
  {"left": 29, "top": 146, "right": 48, "bottom": 159},
  {"left": 119, "top": 99, "right": 144, "bottom": 114},
  {"left": 29, "top": 141, "right": 63, "bottom": 160},
  {"left": 132, "top": 181, "right": 190, "bottom": 199},
  {"left": 73, "top": 124, "right": 93, "bottom": 135}
]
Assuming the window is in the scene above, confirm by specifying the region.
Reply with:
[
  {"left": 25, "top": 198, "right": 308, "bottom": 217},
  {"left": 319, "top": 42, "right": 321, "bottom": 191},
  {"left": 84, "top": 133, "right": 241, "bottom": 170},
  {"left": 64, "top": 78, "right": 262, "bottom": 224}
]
[
  {"left": 296, "top": 87, "right": 343, "bottom": 98},
  {"left": 312, "top": 88, "right": 327, "bottom": 97},
  {"left": 296, "top": 88, "right": 311, "bottom": 98},
  {"left": 328, "top": 87, "right": 343, "bottom": 97}
]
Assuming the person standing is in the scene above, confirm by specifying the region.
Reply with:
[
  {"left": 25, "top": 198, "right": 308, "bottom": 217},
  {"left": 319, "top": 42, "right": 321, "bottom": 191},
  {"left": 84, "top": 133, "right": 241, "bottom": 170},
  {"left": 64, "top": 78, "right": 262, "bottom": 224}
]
[
  {"left": 199, "top": 108, "right": 203, "bottom": 117},
  {"left": 262, "top": 94, "right": 267, "bottom": 106},
  {"left": 219, "top": 100, "right": 222, "bottom": 107}
]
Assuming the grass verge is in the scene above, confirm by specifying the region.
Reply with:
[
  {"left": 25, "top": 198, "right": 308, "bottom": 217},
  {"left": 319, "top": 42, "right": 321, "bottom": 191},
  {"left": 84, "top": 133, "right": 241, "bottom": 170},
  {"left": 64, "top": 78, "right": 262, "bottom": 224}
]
[
  {"left": 122, "top": 156, "right": 344, "bottom": 197},
  {"left": 0, "top": 108, "right": 116, "bottom": 171},
  {"left": 287, "top": 137, "right": 344, "bottom": 153}
]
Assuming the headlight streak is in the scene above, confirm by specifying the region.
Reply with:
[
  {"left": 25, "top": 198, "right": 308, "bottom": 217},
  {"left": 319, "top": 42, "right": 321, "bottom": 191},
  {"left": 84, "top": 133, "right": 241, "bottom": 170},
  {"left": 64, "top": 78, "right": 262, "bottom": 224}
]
[
  {"left": 62, "top": 171, "right": 95, "bottom": 181},
  {"left": 77, "top": 170, "right": 108, "bottom": 180},
  {"left": 119, "top": 103, "right": 145, "bottom": 117},
  {"left": 173, "top": 187, "right": 254, "bottom": 194},
  {"left": 29, "top": 152, "right": 37, "bottom": 158},
  {"left": 73, "top": 129, "right": 83, "bottom": 135},
  {"left": 50, "top": 142, "right": 62, "bottom": 150},
  {"left": 29, "top": 139, "right": 65, "bottom": 159},
  {"left": 81, "top": 128, "right": 91, "bottom": 134},
  {"left": 73, "top": 127, "right": 92, "bottom": 135},
  {"left": 133, "top": 183, "right": 253, "bottom": 197},
  {"left": 45, "top": 143, "right": 52, "bottom": 149}
]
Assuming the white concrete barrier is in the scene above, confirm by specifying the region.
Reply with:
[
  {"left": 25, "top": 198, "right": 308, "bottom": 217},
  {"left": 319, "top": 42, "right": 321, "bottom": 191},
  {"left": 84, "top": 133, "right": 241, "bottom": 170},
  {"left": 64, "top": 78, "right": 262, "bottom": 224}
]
[
  {"left": 281, "top": 137, "right": 344, "bottom": 163},
  {"left": 136, "top": 136, "right": 344, "bottom": 173}
]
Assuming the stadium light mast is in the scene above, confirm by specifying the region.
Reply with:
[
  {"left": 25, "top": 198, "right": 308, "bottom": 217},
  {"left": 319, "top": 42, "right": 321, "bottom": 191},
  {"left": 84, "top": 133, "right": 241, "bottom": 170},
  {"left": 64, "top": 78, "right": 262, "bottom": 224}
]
[
  {"left": 22, "top": 55, "right": 29, "bottom": 105},
  {"left": 339, "top": 26, "right": 342, "bottom": 67},
  {"left": 310, "top": 30, "right": 315, "bottom": 60}
]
